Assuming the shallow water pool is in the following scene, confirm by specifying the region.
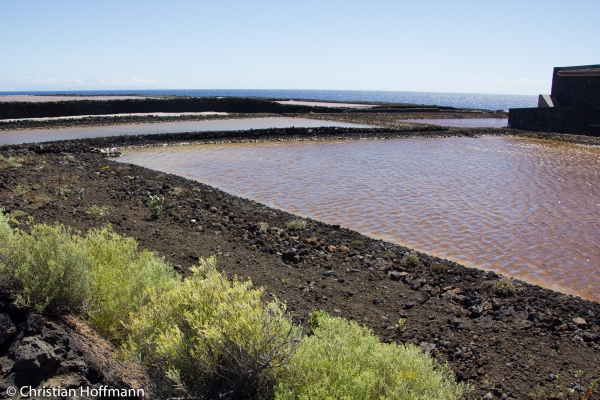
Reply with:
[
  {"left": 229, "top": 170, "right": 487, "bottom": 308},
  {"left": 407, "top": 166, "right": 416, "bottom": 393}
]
[{"left": 119, "top": 136, "right": 600, "bottom": 301}]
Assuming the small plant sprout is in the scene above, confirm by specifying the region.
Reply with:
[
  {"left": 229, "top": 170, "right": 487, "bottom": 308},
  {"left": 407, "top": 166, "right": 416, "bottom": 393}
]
[
  {"left": 148, "top": 195, "right": 164, "bottom": 218},
  {"left": 282, "top": 278, "right": 289, "bottom": 285},
  {"left": 396, "top": 317, "right": 407, "bottom": 332},
  {"left": 78, "top": 189, "right": 86, "bottom": 205},
  {"left": 493, "top": 278, "right": 516, "bottom": 297},
  {"left": 56, "top": 181, "right": 75, "bottom": 196}
]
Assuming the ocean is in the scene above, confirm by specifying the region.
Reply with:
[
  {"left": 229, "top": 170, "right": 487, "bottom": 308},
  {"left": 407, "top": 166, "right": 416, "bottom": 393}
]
[{"left": 0, "top": 89, "right": 537, "bottom": 112}]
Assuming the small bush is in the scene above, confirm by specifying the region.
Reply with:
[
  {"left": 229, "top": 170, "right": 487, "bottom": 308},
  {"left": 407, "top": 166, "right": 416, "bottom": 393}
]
[
  {"left": 56, "top": 182, "right": 75, "bottom": 196},
  {"left": 87, "top": 205, "right": 112, "bottom": 220},
  {"left": 308, "top": 310, "right": 329, "bottom": 333},
  {"left": 5, "top": 210, "right": 28, "bottom": 225},
  {"left": 170, "top": 187, "right": 187, "bottom": 196},
  {"left": 430, "top": 262, "right": 449, "bottom": 274},
  {"left": 0, "top": 214, "right": 178, "bottom": 338},
  {"left": 12, "top": 183, "right": 31, "bottom": 195},
  {"left": 402, "top": 253, "right": 420, "bottom": 267},
  {"left": 0, "top": 155, "right": 28, "bottom": 169},
  {"left": 493, "top": 278, "right": 515, "bottom": 297},
  {"left": 275, "top": 313, "right": 466, "bottom": 400},
  {"left": 124, "top": 257, "right": 301, "bottom": 398},
  {"left": 0, "top": 210, "right": 14, "bottom": 242},
  {"left": 0, "top": 214, "right": 92, "bottom": 313},
  {"left": 83, "top": 227, "right": 179, "bottom": 340},
  {"left": 286, "top": 219, "right": 306, "bottom": 231},
  {"left": 381, "top": 250, "right": 397, "bottom": 260}
]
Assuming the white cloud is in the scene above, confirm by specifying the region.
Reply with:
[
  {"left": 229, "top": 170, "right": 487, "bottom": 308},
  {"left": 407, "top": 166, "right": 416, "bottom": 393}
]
[
  {"left": 492, "top": 77, "right": 507, "bottom": 83},
  {"left": 464, "top": 75, "right": 477, "bottom": 81},
  {"left": 2, "top": 76, "right": 173, "bottom": 87}
]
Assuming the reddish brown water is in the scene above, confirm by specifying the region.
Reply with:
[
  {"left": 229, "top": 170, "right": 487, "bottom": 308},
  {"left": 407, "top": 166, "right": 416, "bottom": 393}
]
[
  {"left": 118, "top": 136, "right": 600, "bottom": 301},
  {"left": 0, "top": 117, "right": 370, "bottom": 145}
]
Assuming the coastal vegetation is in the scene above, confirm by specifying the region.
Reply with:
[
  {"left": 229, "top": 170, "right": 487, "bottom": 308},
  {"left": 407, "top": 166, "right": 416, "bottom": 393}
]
[
  {"left": 275, "top": 311, "right": 465, "bottom": 400},
  {"left": 86, "top": 204, "right": 112, "bottom": 220},
  {"left": 493, "top": 278, "right": 516, "bottom": 298},
  {"left": 0, "top": 154, "right": 28, "bottom": 169},
  {"left": 402, "top": 253, "right": 420, "bottom": 267},
  {"left": 0, "top": 213, "right": 466, "bottom": 399},
  {"left": 286, "top": 219, "right": 307, "bottom": 231}
]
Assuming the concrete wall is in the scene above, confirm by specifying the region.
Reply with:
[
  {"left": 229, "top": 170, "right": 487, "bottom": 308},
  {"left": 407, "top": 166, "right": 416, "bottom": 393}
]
[{"left": 509, "top": 107, "right": 595, "bottom": 136}]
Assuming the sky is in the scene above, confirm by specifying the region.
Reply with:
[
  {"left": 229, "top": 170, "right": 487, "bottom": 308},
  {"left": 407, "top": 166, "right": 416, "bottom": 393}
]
[{"left": 0, "top": 0, "right": 598, "bottom": 95}]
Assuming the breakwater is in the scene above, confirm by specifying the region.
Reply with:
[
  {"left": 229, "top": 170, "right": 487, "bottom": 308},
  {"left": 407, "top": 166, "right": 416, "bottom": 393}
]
[{"left": 0, "top": 97, "right": 342, "bottom": 120}]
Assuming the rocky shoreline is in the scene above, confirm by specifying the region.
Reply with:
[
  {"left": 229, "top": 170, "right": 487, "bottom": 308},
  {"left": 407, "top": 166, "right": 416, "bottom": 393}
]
[{"left": 1, "top": 123, "right": 599, "bottom": 399}]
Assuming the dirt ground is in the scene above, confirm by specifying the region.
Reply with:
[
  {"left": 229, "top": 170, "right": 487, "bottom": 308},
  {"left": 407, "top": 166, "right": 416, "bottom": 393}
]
[{"left": 0, "top": 113, "right": 599, "bottom": 399}]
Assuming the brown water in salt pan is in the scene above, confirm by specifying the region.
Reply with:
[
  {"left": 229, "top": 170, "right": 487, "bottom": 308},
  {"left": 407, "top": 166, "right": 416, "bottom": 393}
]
[
  {"left": 118, "top": 136, "right": 600, "bottom": 301},
  {"left": 400, "top": 118, "right": 508, "bottom": 128},
  {"left": 0, "top": 117, "right": 370, "bottom": 145}
]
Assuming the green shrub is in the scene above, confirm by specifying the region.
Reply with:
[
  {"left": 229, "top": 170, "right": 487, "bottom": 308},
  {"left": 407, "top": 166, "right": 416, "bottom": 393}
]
[
  {"left": 124, "top": 256, "right": 301, "bottom": 398},
  {"left": 56, "top": 182, "right": 75, "bottom": 196},
  {"left": 308, "top": 310, "right": 329, "bottom": 333},
  {"left": 430, "top": 262, "right": 449, "bottom": 274},
  {"left": 0, "top": 155, "right": 28, "bottom": 169},
  {"left": 402, "top": 253, "right": 420, "bottom": 267},
  {"left": 0, "top": 214, "right": 92, "bottom": 313},
  {"left": 381, "top": 250, "right": 397, "bottom": 260},
  {"left": 275, "top": 313, "right": 466, "bottom": 400},
  {"left": 0, "top": 214, "right": 178, "bottom": 338},
  {"left": 86, "top": 205, "right": 112, "bottom": 220},
  {"left": 83, "top": 227, "right": 179, "bottom": 340},
  {"left": 0, "top": 210, "right": 13, "bottom": 242},
  {"left": 286, "top": 219, "right": 306, "bottom": 231},
  {"left": 493, "top": 278, "right": 515, "bottom": 297}
]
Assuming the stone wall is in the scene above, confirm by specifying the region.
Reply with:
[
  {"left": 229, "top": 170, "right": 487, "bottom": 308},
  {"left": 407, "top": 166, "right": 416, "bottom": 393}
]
[
  {"left": 508, "top": 107, "right": 595, "bottom": 136},
  {"left": 552, "top": 71, "right": 600, "bottom": 111},
  {"left": 0, "top": 97, "right": 342, "bottom": 120}
]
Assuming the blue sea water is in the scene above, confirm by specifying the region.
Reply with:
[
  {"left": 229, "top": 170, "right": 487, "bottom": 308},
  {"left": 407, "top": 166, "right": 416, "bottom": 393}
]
[{"left": 0, "top": 89, "right": 537, "bottom": 112}]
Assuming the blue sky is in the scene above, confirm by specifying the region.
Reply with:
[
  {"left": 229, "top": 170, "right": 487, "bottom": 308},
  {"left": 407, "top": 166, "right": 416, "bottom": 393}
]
[{"left": 0, "top": 0, "right": 598, "bottom": 95}]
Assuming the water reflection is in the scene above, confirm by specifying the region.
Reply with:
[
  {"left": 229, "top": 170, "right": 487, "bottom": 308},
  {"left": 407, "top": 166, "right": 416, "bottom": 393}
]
[
  {"left": 400, "top": 118, "right": 508, "bottom": 128},
  {"left": 0, "top": 117, "right": 371, "bottom": 145},
  {"left": 118, "top": 136, "right": 600, "bottom": 301}
]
